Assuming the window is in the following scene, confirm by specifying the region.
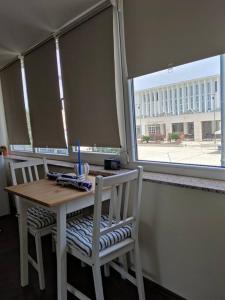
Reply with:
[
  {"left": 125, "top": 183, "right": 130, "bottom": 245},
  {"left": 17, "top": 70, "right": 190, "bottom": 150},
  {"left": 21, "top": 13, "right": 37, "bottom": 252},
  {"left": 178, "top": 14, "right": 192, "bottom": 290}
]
[
  {"left": 201, "top": 83, "right": 205, "bottom": 112},
  {"left": 35, "top": 148, "right": 68, "bottom": 156},
  {"left": 10, "top": 39, "right": 119, "bottom": 157},
  {"left": 72, "top": 146, "right": 120, "bottom": 155},
  {"left": 185, "top": 86, "right": 188, "bottom": 112},
  {"left": 133, "top": 56, "right": 222, "bottom": 167},
  {"left": 10, "top": 145, "right": 33, "bottom": 152},
  {"left": 215, "top": 80, "right": 218, "bottom": 92},
  {"left": 179, "top": 88, "right": 183, "bottom": 113},
  {"left": 195, "top": 84, "right": 199, "bottom": 111}
]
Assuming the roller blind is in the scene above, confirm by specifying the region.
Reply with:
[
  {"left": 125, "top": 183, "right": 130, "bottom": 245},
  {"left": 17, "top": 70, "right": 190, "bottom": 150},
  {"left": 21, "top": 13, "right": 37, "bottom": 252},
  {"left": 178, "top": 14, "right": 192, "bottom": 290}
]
[
  {"left": 60, "top": 7, "right": 120, "bottom": 147},
  {"left": 0, "top": 61, "right": 30, "bottom": 145},
  {"left": 124, "top": 0, "right": 225, "bottom": 78},
  {"left": 25, "top": 39, "right": 66, "bottom": 148}
]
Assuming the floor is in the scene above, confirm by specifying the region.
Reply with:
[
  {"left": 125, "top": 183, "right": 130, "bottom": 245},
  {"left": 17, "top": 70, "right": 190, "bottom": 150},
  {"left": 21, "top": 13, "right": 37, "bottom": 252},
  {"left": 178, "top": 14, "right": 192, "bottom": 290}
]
[{"left": 0, "top": 215, "right": 180, "bottom": 300}]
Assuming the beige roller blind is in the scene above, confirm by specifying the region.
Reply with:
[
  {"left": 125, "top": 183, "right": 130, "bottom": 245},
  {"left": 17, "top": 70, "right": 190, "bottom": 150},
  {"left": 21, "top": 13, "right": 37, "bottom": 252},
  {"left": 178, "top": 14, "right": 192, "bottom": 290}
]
[
  {"left": 60, "top": 7, "right": 120, "bottom": 147},
  {"left": 0, "top": 61, "right": 30, "bottom": 145},
  {"left": 124, "top": 0, "right": 225, "bottom": 78},
  {"left": 25, "top": 39, "right": 66, "bottom": 148}
]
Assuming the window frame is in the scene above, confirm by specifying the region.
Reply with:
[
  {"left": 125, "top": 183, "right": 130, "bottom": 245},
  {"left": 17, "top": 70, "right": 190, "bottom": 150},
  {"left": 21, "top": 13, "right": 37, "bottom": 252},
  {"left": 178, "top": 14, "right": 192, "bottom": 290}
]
[{"left": 116, "top": 0, "right": 225, "bottom": 180}]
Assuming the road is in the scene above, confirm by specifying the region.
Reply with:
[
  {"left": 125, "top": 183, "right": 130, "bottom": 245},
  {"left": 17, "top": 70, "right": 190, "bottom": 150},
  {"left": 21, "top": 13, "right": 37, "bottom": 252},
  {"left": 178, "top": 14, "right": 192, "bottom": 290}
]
[{"left": 137, "top": 142, "right": 221, "bottom": 166}]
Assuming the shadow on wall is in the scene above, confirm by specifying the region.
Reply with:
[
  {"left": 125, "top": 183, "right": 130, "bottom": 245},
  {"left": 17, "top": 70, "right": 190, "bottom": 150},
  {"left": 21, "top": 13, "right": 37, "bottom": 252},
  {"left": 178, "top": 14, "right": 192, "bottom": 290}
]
[
  {"left": 139, "top": 180, "right": 225, "bottom": 300},
  {"left": 139, "top": 181, "right": 161, "bottom": 283}
]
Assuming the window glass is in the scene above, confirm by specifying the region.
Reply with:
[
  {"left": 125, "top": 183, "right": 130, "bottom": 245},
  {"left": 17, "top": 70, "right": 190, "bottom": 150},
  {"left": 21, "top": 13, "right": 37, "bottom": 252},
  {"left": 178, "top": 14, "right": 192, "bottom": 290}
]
[
  {"left": 10, "top": 145, "right": 33, "bottom": 152},
  {"left": 72, "top": 146, "right": 120, "bottom": 155},
  {"left": 133, "top": 56, "right": 221, "bottom": 166}
]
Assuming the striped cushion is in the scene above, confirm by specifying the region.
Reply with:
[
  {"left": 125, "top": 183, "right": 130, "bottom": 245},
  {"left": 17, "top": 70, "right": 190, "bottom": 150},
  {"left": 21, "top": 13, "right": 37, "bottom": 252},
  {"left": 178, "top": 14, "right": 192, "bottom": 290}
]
[
  {"left": 27, "top": 207, "right": 82, "bottom": 229},
  {"left": 27, "top": 207, "right": 56, "bottom": 229},
  {"left": 52, "top": 215, "right": 132, "bottom": 257},
  {"left": 67, "top": 210, "right": 82, "bottom": 219}
]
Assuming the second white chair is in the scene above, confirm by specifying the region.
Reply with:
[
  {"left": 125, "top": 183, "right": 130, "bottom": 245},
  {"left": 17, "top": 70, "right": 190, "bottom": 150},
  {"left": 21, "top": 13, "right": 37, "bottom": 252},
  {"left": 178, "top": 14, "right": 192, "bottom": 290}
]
[{"left": 53, "top": 166, "right": 146, "bottom": 300}]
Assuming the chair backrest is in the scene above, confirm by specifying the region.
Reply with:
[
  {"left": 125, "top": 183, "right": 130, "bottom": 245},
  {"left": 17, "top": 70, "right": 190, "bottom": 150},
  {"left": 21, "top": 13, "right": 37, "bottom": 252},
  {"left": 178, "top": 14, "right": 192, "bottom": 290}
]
[
  {"left": 92, "top": 166, "right": 143, "bottom": 258},
  {"left": 9, "top": 158, "right": 49, "bottom": 212},
  {"left": 9, "top": 158, "right": 49, "bottom": 186}
]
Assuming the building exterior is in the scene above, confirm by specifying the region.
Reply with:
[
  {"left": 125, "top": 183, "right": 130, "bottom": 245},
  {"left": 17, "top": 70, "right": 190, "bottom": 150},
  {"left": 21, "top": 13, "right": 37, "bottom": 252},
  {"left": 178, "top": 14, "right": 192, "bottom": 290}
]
[{"left": 135, "top": 75, "right": 221, "bottom": 141}]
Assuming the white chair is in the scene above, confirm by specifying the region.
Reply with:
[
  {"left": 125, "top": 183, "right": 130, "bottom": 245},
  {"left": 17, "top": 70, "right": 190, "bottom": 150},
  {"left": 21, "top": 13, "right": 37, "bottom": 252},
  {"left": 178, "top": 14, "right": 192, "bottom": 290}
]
[
  {"left": 9, "top": 158, "right": 54, "bottom": 290},
  {"left": 55, "top": 166, "right": 146, "bottom": 300},
  {"left": 9, "top": 158, "right": 80, "bottom": 290}
]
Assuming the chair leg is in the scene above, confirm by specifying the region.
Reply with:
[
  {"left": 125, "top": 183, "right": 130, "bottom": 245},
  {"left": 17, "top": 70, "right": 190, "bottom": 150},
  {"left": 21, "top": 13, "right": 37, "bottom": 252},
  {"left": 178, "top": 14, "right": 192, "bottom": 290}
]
[
  {"left": 119, "top": 255, "right": 128, "bottom": 279},
  {"left": 103, "top": 264, "right": 110, "bottom": 277},
  {"left": 133, "top": 245, "right": 146, "bottom": 300},
  {"left": 35, "top": 234, "right": 45, "bottom": 290},
  {"left": 92, "top": 263, "right": 104, "bottom": 300},
  {"left": 51, "top": 235, "right": 56, "bottom": 253}
]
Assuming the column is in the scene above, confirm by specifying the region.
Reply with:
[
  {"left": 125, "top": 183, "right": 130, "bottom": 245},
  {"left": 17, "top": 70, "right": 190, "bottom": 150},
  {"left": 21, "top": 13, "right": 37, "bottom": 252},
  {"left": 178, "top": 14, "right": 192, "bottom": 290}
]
[
  {"left": 158, "top": 90, "right": 161, "bottom": 115},
  {"left": 154, "top": 90, "right": 157, "bottom": 116},
  {"left": 182, "top": 86, "right": 185, "bottom": 113},
  {"left": 147, "top": 92, "right": 150, "bottom": 117},
  {"left": 193, "top": 82, "right": 196, "bottom": 111},
  {"left": 210, "top": 79, "right": 213, "bottom": 111},
  {"left": 160, "top": 124, "right": 165, "bottom": 135},
  {"left": 140, "top": 94, "right": 144, "bottom": 116},
  {"left": 150, "top": 92, "right": 153, "bottom": 117},
  {"left": 166, "top": 123, "right": 172, "bottom": 140},
  {"left": 204, "top": 80, "right": 207, "bottom": 112},
  {"left": 167, "top": 87, "right": 170, "bottom": 114},
  {"left": 183, "top": 122, "right": 188, "bottom": 135},
  {"left": 194, "top": 121, "right": 202, "bottom": 142},
  {"left": 162, "top": 88, "right": 165, "bottom": 113},
  {"left": 216, "top": 76, "right": 220, "bottom": 110},
  {"left": 198, "top": 81, "right": 202, "bottom": 112},
  {"left": 172, "top": 88, "right": 175, "bottom": 115},
  {"left": 187, "top": 83, "right": 190, "bottom": 111},
  {"left": 176, "top": 86, "right": 179, "bottom": 115},
  {"left": 140, "top": 123, "right": 146, "bottom": 136}
]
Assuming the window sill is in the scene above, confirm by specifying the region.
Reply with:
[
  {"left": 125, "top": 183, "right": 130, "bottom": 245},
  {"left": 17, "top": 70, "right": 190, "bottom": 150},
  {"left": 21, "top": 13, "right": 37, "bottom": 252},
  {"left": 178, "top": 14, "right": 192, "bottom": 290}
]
[
  {"left": 4, "top": 154, "right": 225, "bottom": 194},
  {"left": 128, "top": 160, "right": 225, "bottom": 181},
  {"left": 143, "top": 171, "right": 225, "bottom": 194},
  {"left": 6, "top": 150, "right": 119, "bottom": 166},
  {"left": 91, "top": 166, "right": 225, "bottom": 195}
]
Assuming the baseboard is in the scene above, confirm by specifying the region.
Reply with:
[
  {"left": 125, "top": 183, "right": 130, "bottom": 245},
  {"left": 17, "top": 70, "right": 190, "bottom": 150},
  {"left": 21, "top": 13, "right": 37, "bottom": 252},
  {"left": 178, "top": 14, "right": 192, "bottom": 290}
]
[
  {"left": 144, "top": 277, "right": 186, "bottom": 300},
  {"left": 130, "top": 266, "right": 186, "bottom": 300}
]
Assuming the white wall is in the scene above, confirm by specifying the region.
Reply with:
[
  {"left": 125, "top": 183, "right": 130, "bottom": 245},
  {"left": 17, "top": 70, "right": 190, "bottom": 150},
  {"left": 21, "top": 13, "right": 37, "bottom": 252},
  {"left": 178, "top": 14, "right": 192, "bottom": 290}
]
[
  {"left": 0, "top": 156, "right": 10, "bottom": 216},
  {"left": 0, "top": 80, "right": 10, "bottom": 216},
  {"left": 139, "top": 181, "right": 225, "bottom": 300},
  {"left": 0, "top": 80, "right": 8, "bottom": 145}
]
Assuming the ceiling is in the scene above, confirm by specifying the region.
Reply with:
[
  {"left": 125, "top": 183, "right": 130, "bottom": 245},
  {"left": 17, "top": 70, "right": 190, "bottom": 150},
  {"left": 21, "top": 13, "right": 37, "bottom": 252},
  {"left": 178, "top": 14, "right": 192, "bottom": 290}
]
[{"left": 0, "top": 0, "right": 100, "bottom": 69}]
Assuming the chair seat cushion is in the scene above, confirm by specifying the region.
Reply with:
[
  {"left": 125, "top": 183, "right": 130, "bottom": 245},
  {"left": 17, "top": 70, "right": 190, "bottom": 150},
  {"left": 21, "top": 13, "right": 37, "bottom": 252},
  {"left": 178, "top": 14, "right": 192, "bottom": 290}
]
[
  {"left": 27, "top": 207, "right": 82, "bottom": 229},
  {"left": 52, "top": 215, "right": 132, "bottom": 257},
  {"left": 67, "top": 210, "right": 82, "bottom": 219},
  {"left": 27, "top": 207, "right": 56, "bottom": 229}
]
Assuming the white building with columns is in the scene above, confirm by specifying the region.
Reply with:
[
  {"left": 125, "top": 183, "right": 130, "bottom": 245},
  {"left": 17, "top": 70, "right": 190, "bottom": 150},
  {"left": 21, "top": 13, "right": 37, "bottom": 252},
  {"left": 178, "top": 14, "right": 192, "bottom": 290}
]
[{"left": 135, "top": 75, "right": 221, "bottom": 141}]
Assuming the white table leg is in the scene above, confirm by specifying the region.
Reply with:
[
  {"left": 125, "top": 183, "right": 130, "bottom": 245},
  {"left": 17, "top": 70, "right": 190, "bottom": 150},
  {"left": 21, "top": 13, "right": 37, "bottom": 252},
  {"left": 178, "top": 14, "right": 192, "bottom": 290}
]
[
  {"left": 18, "top": 199, "right": 29, "bottom": 287},
  {"left": 56, "top": 204, "right": 67, "bottom": 300}
]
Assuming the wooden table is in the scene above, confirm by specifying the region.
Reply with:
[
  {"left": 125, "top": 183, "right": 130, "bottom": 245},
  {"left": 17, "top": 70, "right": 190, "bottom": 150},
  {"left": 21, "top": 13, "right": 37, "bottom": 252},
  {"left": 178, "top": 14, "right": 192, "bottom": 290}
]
[{"left": 5, "top": 176, "right": 111, "bottom": 300}]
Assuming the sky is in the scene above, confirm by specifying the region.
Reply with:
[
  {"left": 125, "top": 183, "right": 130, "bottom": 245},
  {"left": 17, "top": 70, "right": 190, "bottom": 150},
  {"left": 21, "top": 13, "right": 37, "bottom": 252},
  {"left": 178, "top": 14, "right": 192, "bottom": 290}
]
[{"left": 134, "top": 56, "right": 220, "bottom": 91}]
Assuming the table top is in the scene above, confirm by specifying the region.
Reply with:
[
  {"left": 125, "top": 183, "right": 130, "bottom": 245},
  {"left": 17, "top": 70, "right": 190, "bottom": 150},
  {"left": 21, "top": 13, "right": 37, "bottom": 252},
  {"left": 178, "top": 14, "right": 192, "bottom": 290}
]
[{"left": 5, "top": 176, "right": 96, "bottom": 207}]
